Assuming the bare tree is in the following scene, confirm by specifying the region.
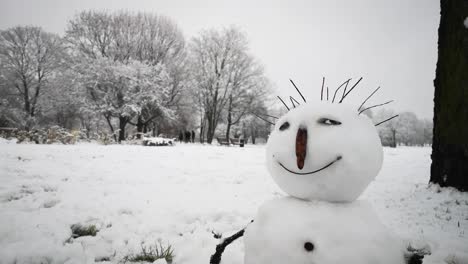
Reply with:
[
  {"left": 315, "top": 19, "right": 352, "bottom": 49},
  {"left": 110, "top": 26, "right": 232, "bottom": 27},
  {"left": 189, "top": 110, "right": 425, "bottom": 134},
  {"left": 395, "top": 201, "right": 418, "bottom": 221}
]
[
  {"left": 190, "top": 27, "right": 267, "bottom": 143},
  {"left": 224, "top": 55, "right": 267, "bottom": 140},
  {"left": 0, "top": 26, "right": 64, "bottom": 129}
]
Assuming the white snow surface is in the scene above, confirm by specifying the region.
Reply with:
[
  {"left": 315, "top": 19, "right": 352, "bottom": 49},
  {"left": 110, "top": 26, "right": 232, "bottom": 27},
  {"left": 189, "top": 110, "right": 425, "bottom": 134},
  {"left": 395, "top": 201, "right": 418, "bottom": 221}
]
[{"left": 0, "top": 142, "right": 467, "bottom": 264}]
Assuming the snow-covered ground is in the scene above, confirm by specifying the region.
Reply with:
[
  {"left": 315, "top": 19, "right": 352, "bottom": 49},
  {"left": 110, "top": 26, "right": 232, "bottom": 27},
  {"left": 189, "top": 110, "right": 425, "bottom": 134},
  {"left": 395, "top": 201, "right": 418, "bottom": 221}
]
[{"left": 0, "top": 140, "right": 467, "bottom": 264}]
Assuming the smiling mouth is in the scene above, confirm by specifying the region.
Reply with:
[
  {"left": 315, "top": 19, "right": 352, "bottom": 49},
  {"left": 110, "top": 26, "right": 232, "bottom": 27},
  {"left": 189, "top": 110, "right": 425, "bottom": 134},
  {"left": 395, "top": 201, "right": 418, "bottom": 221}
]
[{"left": 278, "top": 156, "right": 342, "bottom": 175}]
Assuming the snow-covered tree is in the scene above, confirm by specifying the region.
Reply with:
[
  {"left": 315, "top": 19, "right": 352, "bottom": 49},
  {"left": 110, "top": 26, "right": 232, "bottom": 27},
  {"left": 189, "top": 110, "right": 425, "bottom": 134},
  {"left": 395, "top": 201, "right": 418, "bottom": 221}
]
[
  {"left": 66, "top": 10, "right": 188, "bottom": 140},
  {"left": 38, "top": 69, "right": 83, "bottom": 130},
  {"left": 374, "top": 109, "right": 399, "bottom": 148},
  {"left": 374, "top": 109, "right": 432, "bottom": 147},
  {"left": 77, "top": 58, "right": 171, "bottom": 141},
  {"left": 0, "top": 26, "right": 65, "bottom": 129}
]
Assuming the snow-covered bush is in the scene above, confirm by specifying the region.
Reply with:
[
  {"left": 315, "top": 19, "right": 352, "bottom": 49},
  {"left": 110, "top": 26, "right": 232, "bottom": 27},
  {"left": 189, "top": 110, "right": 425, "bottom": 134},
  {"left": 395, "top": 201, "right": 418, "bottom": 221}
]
[
  {"left": 8, "top": 126, "right": 77, "bottom": 145},
  {"left": 96, "top": 131, "right": 116, "bottom": 145},
  {"left": 46, "top": 126, "right": 76, "bottom": 144}
]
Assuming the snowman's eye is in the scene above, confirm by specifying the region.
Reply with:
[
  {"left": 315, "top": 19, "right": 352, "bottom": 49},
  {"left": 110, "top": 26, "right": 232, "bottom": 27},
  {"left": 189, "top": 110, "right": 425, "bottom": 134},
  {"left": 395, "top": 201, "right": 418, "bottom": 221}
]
[
  {"left": 279, "top": 122, "right": 290, "bottom": 131},
  {"left": 318, "top": 118, "right": 341, "bottom": 126}
]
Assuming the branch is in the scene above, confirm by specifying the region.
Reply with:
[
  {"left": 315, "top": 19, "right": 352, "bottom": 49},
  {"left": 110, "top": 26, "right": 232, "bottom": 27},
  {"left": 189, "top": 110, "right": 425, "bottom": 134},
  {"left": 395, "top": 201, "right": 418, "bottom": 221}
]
[
  {"left": 339, "top": 77, "right": 362, "bottom": 103},
  {"left": 289, "top": 79, "right": 306, "bottom": 103},
  {"left": 321, "top": 77, "right": 325, "bottom": 101},
  {"left": 358, "top": 86, "right": 381, "bottom": 112},
  {"left": 332, "top": 78, "right": 351, "bottom": 103},
  {"left": 375, "top": 114, "right": 399, "bottom": 126},
  {"left": 251, "top": 112, "right": 275, "bottom": 125},
  {"left": 359, "top": 100, "right": 394, "bottom": 115},
  {"left": 277, "top": 96, "right": 290, "bottom": 111},
  {"left": 210, "top": 221, "right": 253, "bottom": 264}
]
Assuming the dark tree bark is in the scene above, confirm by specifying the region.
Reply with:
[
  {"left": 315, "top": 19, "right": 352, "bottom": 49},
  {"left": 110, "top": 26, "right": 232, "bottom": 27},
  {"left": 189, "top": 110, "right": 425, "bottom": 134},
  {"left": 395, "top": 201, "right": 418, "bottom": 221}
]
[
  {"left": 250, "top": 123, "right": 257, "bottom": 145},
  {"left": 199, "top": 115, "right": 206, "bottom": 144},
  {"left": 226, "top": 108, "right": 232, "bottom": 141},
  {"left": 136, "top": 115, "right": 144, "bottom": 139},
  {"left": 430, "top": 0, "right": 468, "bottom": 191},
  {"left": 118, "top": 116, "right": 128, "bottom": 142},
  {"left": 104, "top": 114, "right": 117, "bottom": 142}
]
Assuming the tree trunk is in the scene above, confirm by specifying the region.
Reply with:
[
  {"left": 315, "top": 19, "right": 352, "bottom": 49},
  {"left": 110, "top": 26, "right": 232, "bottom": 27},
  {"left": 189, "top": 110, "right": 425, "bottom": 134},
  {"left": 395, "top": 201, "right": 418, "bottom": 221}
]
[
  {"left": 22, "top": 80, "right": 31, "bottom": 116},
  {"left": 136, "top": 115, "right": 144, "bottom": 139},
  {"left": 226, "top": 114, "right": 232, "bottom": 140},
  {"left": 250, "top": 124, "right": 256, "bottom": 145},
  {"left": 226, "top": 95, "right": 233, "bottom": 140},
  {"left": 118, "top": 116, "right": 127, "bottom": 142},
  {"left": 152, "top": 123, "right": 157, "bottom": 137},
  {"left": 206, "top": 115, "right": 215, "bottom": 144},
  {"left": 430, "top": 0, "right": 468, "bottom": 191},
  {"left": 104, "top": 115, "right": 117, "bottom": 142},
  {"left": 199, "top": 114, "right": 206, "bottom": 143},
  {"left": 391, "top": 129, "right": 397, "bottom": 148}
]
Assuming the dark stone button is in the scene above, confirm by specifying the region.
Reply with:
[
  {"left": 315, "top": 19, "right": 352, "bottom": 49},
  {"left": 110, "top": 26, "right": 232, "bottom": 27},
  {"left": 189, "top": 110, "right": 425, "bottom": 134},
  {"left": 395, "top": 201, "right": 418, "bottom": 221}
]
[{"left": 304, "top": 242, "right": 314, "bottom": 252}]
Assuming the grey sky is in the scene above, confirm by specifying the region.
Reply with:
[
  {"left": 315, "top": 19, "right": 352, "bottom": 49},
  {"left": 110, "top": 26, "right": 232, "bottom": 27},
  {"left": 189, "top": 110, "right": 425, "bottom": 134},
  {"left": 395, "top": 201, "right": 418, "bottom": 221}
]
[{"left": 0, "top": 0, "right": 439, "bottom": 118}]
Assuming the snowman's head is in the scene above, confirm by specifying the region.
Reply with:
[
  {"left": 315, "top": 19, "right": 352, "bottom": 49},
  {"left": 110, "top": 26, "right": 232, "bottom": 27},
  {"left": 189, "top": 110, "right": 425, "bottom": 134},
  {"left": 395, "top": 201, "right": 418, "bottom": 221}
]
[{"left": 266, "top": 101, "right": 383, "bottom": 202}]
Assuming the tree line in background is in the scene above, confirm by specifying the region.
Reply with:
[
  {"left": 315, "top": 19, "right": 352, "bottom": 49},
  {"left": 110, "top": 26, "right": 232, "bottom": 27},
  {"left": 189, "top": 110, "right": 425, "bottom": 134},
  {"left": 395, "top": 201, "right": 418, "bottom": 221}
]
[
  {"left": 0, "top": 10, "right": 431, "bottom": 146},
  {"left": 371, "top": 109, "right": 433, "bottom": 147},
  {"left": 0, "top": 10, "right": 272, "bottom": 144}
]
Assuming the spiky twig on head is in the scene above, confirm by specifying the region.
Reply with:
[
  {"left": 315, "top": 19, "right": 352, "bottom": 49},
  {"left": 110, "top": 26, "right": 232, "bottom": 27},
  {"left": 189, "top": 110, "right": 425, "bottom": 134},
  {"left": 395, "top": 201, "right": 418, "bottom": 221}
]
[
  {"left": 321, "top": 77, "right": 325, "bottom": 101},
  {"left": 341, "top": 81, "right": 350, "bottom": 102},
  {"left": 358, "top": 86, "right": 381, "bottom": 112},
  {"left": 290, "top": 96, "right": 300, "bottom": 108},
  {"left": 277, "top": 96, "right": 290, "bottom": 111},
  {"left": 375, "top": 114, "right": 399, "bottom": 126},
  {"left": 251, "top": 112, "right": 275, "bottom": 125},
  {"left": 359, "top": 100, "right": 394, "bottom": 115},
  {"left": 251, "top": 112, "right": 278, "bottom": 119},
  {"left": 289, "top": 79, "right": 307, "bottom": 103},
  {"left": 332, "top": 79, "right": 351, "bottom": 103},
  {"left": 339, "top": 77, "right": 363, "bottom": 103}
]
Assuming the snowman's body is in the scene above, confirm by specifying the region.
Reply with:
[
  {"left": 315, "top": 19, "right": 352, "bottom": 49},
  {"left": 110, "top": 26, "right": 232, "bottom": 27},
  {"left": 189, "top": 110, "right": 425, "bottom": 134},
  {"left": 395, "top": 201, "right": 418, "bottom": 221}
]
[
  {"left": 244, "top": 198, "right": 405, "bottom": 264},
  {"left": 242, "top": 102, "right": 408, "bottom": 264}
]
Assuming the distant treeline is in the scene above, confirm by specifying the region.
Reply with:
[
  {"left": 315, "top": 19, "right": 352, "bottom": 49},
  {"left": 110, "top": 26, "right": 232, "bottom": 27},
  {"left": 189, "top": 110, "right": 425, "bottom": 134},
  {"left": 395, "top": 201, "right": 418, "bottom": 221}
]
[
  {"left": 371, "top": 109, "right": 432, "bottom": 147},
  {"left": 0, "top": 10, "right": 431, "bottom": 146},
  {"left": 0, "top": 10, "right": 272, "bottom": 143}
]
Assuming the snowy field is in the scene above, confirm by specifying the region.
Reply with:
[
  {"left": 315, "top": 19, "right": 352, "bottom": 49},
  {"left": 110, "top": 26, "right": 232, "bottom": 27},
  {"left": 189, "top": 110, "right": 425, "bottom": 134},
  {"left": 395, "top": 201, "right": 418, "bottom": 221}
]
[{"left": 0, "top": 140, "right": 467, "bottom": 264}]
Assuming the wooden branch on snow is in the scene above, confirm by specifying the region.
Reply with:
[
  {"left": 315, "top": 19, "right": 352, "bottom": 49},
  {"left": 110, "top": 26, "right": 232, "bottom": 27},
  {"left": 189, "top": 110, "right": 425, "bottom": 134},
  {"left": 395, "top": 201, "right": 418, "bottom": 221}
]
[{"left": 210, "top": 220, "right": 253, "bottom": 264}]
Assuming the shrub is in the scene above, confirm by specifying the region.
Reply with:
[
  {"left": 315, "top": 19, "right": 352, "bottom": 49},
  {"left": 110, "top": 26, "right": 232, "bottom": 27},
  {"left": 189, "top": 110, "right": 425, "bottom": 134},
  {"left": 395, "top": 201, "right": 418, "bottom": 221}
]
[
  {"left": 70, "top": 224, "right": 98, "bottom": 238},
  {"left": 122, "top": 242, "right": 174, "bottom": 263}
]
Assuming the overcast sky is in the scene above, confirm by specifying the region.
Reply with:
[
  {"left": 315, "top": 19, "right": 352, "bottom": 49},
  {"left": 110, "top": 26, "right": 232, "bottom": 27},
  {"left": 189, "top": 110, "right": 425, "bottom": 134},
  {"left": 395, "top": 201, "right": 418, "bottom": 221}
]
[{"left": 0, "top": 0, "right": 439, "bottom": 118}]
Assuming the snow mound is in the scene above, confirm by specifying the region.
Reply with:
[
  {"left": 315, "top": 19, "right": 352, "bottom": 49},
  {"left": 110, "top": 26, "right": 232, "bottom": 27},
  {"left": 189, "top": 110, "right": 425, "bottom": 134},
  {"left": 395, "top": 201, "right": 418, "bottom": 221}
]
[{"left": 0, "top": 137, "right": 17, "bottom": 144}]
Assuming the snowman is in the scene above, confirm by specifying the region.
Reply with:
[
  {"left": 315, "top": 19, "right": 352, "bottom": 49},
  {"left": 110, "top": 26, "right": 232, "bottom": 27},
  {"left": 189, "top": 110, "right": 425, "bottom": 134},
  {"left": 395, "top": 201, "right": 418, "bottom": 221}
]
[{"left": 210, "top": 79, "right": 423, "bottom": 264}]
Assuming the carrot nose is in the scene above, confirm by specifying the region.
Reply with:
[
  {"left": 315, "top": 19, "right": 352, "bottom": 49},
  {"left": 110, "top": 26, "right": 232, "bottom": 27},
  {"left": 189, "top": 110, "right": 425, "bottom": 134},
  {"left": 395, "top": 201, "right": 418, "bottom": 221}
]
[{"left": 296, "top": 126, "right": 307, "bottom": 170}]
